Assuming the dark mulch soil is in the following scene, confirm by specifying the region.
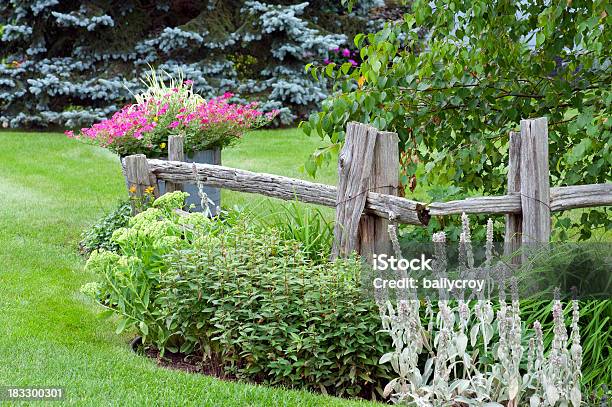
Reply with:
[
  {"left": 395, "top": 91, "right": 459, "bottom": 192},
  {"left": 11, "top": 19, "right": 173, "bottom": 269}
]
[
  {"left": 144, "top": 347, "right": 234, "bottom": 379},
  {"left": 131, "top": 336, "right": 235, "bottom": 380}
]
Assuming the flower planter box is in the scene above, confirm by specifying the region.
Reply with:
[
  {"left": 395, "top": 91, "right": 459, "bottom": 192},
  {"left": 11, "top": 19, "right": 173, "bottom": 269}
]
[
  {"left": 121, "top": 148, "right": 221, "bottom": 215},
  {"left": 158, "top": 148, "right": 221, "bottom": 215}
]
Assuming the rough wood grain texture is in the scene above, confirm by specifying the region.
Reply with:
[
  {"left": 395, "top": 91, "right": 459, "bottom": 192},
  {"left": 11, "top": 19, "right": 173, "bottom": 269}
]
[
  {"left": 520, "top": 117, "right": 550, "bottom": 244},
  {"left": 364, "top": 192, "right": 426, "bottom": 225},
  {"left": 358, "top": 130, "right": 399, "bottom": 263},
  {"left": 332, "top": 122, "right": 378, "bottom": 259},
  {"left": 149, "top": 159, "right": 338, "bottom": 206},
  {"left": 146, "top": 160, "right": 611, "bottom": 227},
  {"left": 149, "top": 157, "right": 428, "bottom": 225},
  {"left": 124, "top": 154, "right": 158, "bottom": 213},
  {"left": 504, "top": 131, "right": 522, "bottom": 263},
  {"left": 550, "top": 183, "right": 612, "bottom": 211},
  {"left": 428, "top": 194, "right": 522, "bottom": 215},
  {"left": 166, "top": 135, "right": 184, "bottom": 193}
]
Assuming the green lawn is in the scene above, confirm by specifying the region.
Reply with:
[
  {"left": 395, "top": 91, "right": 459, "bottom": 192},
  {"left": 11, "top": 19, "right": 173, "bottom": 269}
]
[
  {"left": 0, "top": 130, "right": 376, "bottom": 406},
  {"left": 222, "top": 128, "right": 337, "bottom": 217}
]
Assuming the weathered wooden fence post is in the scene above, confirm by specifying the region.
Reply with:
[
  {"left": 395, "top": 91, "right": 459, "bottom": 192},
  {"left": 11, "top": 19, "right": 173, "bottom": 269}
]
[
  {"left": 124, "top": 154, "right": 158, "bottom": 214},
  {"left": 166, "top": 135, "right": 184, "bottom": 193},
  {"left": 519, "top": 117, "right": 551, "bottom": 258},
  {"left": 358, "top": 131, "right": 399, "bottom": 262},
  {"left": 331, "top": 122, "right": 400, "bottom": 261},
  {"left": 504, "top": 131, "right": 522, "bottom": 264}
]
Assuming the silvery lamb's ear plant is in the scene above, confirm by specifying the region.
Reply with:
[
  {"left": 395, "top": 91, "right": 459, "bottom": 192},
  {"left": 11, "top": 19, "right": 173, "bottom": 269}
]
[
  {"left": 525, "top": 290, "right": 583, "bottom": 407},
  {"left": 378, "top": 213, "right": 583, "bottom": 406}
]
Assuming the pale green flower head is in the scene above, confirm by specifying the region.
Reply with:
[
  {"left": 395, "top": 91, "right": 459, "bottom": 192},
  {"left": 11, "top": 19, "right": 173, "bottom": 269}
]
[
  {"left": 129, "top": 208, "right": 163, "bottom": 229},
  {"left": 117, "top": 255, "right": 143, "bottom": 270},
  {"left": 110, "top": 227, "right": 130, "bottom": 246},
  {"left": 153, "top": 235, "right": 183, "bottom": 251},
  {"left": 178, "top": 212, "right": 210, "bottom": 229},
  {"left": 80, "top": 282, "right": 101, "bottom": 299},
  {"left": 85, "top": 249, "right": 121, "bottom": 273},
  {"left": 152, "top": 191, "right": 189, "bottom": 212}
]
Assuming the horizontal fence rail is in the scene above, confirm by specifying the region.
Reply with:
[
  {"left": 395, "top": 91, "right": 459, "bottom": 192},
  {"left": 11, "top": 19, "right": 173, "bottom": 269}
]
[{"left": 146, "top": 159, "right": 612, "bottom": 224}]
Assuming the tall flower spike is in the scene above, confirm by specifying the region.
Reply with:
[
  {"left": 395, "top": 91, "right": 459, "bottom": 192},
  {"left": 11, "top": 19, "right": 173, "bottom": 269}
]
[
  {"left": 432, "top": 231, "right": 448, "bottom": 300},
  {"left": 458, "top": 229, "right": 467, "bottom": 271},
  {"left": 485, "top": 218, "right": 494, "bottom": 267},
  {"left": 461, "top": 212, "right": 470, "bottom": 240},
  {"left": 534, "top": 320, "right": 544, "bottom": 364},
  {"left": 570, "top": 299, "right": 582, "bottom": 371},
  {"left": 460, "top": 212, "right": 474, "bottom": 269}
]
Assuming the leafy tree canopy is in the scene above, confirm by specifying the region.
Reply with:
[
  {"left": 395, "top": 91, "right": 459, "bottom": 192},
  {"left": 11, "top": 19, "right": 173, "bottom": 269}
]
[{"left": 304, "top": 0, "right": 611, "bottom": 240}]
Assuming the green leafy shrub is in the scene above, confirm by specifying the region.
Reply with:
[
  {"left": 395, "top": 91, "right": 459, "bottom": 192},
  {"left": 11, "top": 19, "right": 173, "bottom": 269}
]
[
  {"left": 304, "top": 0, "right": 611, "bottom": 239},
  {"left": 83, "top": 193, "right": 608, "bottom": 400},
  {"left": 79, "top": 200, "right": 132, "bottom": 255},
  {"left": 84, "top": 192, "right": 391, "bottom": 398}
]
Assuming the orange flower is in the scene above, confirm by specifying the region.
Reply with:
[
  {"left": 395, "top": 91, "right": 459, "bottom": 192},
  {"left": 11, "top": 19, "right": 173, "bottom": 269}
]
[
  {"left": 129, "top": 185, "right": 137, "bottom": 193},
  {"left": 357, "top": 75, "right": 366, "bottom": 89},
  {"left": 144, "top": 186, "right": 155, "bottom": 195}
]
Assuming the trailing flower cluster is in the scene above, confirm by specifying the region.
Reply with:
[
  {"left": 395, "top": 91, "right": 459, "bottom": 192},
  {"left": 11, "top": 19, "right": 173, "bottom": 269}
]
[{"left": 66, "top": 71, "right": 279, "bottom": 156}]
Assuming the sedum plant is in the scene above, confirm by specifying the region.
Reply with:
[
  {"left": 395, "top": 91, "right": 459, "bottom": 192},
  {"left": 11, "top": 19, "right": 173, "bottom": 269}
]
[{"left": 378, "top": 214, "right": 583, "bottom": 406}]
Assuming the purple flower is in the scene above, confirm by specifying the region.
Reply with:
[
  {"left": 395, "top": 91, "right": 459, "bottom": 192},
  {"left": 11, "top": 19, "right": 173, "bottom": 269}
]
[
  {"left": 342, "top": 48, "right": 351, "bottom": 57},
  {"left": 169, "top": 121, "right": 180, "bottom": 129},
  {"left": 323, "top": 58, "right": 331, "bottom": 65},
  {"left": 332, "top": 47, "right": 339, "bottom": 53},
  {"left": 348, "top": 59, "right": 358, "bottom": 66},
  {"left": 183, "top": 79, "right": 194, "bottom": 85}
]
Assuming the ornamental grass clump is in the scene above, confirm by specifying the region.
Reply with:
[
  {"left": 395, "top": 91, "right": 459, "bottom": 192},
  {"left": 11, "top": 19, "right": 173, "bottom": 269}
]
[
  {"left": 66, "top": 69, "right": 279, "bottom": 156},
  {"left": 379, "top": 213, "right": 583, "bottom": 406}
]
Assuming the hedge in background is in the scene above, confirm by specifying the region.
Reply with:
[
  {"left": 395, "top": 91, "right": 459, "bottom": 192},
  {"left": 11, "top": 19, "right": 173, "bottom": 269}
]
[{"left": 0, "top": 0, "right": 394, "bottom": 128}]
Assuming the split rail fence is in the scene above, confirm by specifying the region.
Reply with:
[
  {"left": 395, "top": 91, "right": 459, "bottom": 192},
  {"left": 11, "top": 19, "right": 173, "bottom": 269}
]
[{"left": 124, "top": 118, "right": 612, "bottom": 264}]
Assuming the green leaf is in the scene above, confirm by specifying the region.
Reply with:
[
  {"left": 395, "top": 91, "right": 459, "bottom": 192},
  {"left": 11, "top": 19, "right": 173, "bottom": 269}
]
[
  {"left": 567, "top": 138, "right": 592, "bottom": 164},
  {"left": 115, "top": 318, "right": 127, "bottom": 335},
  {"left": 139, "top": 321, "right": 149, "bottom": 336},
  {"left": 536, "top": 31, "right": 545, "bottom": 47}
]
